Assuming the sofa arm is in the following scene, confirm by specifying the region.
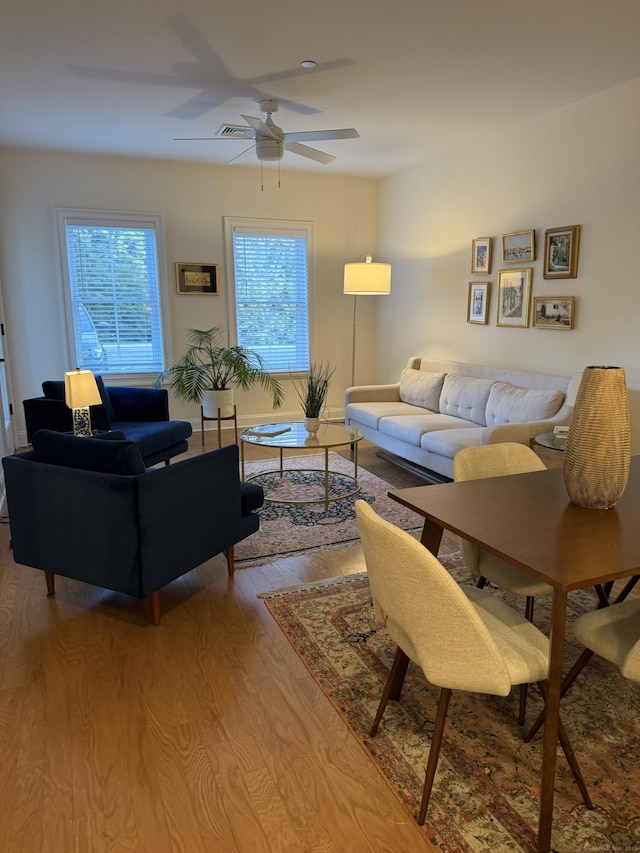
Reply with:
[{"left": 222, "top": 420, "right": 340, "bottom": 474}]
[
  {"left": 345, "top": 383, "right": 401, "bottom": 405},
  {"left": 23, "top": 397, "right": 110, "bottom": 441},
  {"left": 136, "top": 444, "right": 245, "bottom": 590},
  {"left": 107, "top": 386, "right": 170, "bottom": 422}
]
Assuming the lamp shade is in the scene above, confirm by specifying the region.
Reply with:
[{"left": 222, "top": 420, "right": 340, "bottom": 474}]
[
  {"left": 344, "top": 256, "right": 391, "bottom": 295},
  {"left": 64, "top": 369, "right": 102, "bottom": 409}
]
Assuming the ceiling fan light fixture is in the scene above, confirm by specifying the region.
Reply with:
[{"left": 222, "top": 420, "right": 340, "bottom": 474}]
[{"left": 300, "top": 60, "right": 317, "bottom": 69}]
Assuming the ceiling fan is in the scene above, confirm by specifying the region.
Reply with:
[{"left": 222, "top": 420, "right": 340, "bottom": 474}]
[{"left": 175, "top": 98, "right": 359, "bottom": 164}]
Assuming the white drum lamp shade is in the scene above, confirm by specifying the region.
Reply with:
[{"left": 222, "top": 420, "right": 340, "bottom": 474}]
[{"left": 343, "top": 255, "right": 391, "bottom": 386}]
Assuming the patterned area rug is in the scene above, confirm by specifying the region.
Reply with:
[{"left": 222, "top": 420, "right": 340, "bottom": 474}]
[
  {"left": 234, "top": 453, "right": 424, "bottom": 567},
  {"left": 260, "top": 560, "right": 640, "bottom": 853}
]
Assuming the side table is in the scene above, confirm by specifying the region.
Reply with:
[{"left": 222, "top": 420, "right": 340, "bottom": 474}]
[
  {"left": 201, "top": 405, "right": 238, "bottom": 448},
  {"left": 530, "top": 431, "right": 566, "bottom": 469}
]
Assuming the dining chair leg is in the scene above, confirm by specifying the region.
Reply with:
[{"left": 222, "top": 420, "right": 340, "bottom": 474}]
[
  {"left": 476, "top": 576, "right": 487, "bottom": 589},
  {"left": 369, "top": 647, "right": 410, "bottom": 736},
  {"left": 418, "top": 687, "right": 451, "bottom": 825},
  {"left": 526, "top": 649, "right": 594, "bottom": 742},
  {"left": 517, "top": 596, "right": 536, "bottom": 725},
  {"left": 537, "top": 681, "right": 593, "bottom": 809}
]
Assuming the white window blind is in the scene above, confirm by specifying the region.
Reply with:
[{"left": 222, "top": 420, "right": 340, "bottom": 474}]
[
  {"left": 57, "top": 210, "right": 166, "bottom": 375},
  {"left": 228, "top": 220, "right": 312, "bottom": 373}
]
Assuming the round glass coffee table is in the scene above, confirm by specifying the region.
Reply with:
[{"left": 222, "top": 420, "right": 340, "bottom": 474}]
[{"left": 239, "top": 422, "right": 365, "bottom": 511}]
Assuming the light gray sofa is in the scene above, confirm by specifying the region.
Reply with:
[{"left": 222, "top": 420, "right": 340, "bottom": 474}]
[{"left": 345, "top": 357, "right": 578, "bottom": 480}]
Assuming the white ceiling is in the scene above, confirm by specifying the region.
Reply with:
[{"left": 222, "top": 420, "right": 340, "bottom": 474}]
[{"left": 2, "top": 0, "right": 640, "bottom": 177}]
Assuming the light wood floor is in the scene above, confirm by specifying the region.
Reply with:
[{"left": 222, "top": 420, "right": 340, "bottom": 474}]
[{"left": 0, "top": 431, "right": 441, "bottom": 853}]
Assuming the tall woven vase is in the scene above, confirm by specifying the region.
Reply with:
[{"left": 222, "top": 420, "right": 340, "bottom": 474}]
[{"left": 563, "top": 366, "right": 630, "bottom": 509}]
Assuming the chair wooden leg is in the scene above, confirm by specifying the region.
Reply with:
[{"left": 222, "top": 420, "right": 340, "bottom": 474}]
[
  {"left": 517, "top": 596, "right": 536, "bottom": 725},
  {"left": 149, "top": 590, "right": 161, "bottom": 626},
  {"left": 537, "top": 681, "right": 593, "bottom": 809},
  {"left": 476, "top": 575, "right": 487, "bottom": 589},
  {"left": 225, "top": 546, "right": 235, "bottom": 576},
  {"left": 45, "top": 571, "right": 55, "bottom": 596},
  {"left": 369, "top": 647, "right": 410, "bottom": 736},
  {"left": 525, "top": 647, "right": 595, "bottom": 742},
  {"left": 418, "top": 687, "right": 451, "bottom": 825}
]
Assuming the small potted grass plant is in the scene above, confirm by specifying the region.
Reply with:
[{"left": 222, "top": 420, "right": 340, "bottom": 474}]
[{"left": 292, "top": 361, "right": 336, "bottom": 435}]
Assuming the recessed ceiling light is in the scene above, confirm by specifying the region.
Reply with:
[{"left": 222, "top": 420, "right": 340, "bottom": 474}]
[{"left": 300, "top": 60, "right": 317, "bottom": 69}]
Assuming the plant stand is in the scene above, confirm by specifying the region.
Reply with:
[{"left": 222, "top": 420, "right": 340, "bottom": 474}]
[{"left": 201, "top": 405, "right": 238, "bottom": 448}]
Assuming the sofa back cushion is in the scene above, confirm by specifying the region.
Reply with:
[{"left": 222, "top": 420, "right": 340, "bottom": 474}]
[
  {"left": 399, "top": 369, "right": 446, "bottom": 411},
  {"left": 31, "top": 429, "right": 146, "bottom": 475},
  {"left": 485, "top": 382, "right": 565, "bottom": 425},
  {"left": 438, "top": 374, "right": 494, "bottom": 426}
]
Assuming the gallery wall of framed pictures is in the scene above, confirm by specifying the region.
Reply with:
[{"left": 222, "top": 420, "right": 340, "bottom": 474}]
[{"left": 467, "top": 225, "right": 580, "bottom": 330}]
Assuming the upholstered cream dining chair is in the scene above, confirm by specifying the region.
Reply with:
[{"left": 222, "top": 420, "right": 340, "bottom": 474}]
[
  {"left": 453, "top": 442, "right": 552, "bottom": 724},
  {"left": 573, "top": 598, "right": 640, "bottom": 683},
  {"left": 354, "top": 500, "right": 592, "bottom": 824}
]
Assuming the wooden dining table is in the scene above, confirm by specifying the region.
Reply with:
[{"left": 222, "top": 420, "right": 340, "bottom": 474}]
[{"left": 389, "top": 455, "right": 640, "bottom": 853}]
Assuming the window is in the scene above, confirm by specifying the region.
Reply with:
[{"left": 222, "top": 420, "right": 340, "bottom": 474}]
[
  {"left": 224, "top": 217, "right": 313, "bottom": 373},
  {"left": 56, "top": 209, "right": 167, "bottom": 377}
]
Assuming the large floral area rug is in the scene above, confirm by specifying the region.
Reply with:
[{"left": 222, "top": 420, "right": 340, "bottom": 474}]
[
  {"left": 260, "top": 559, "right": 640, "bottom": 853},
  {"left": 235, "top": 452, "right": 424, "bottom": 567}
]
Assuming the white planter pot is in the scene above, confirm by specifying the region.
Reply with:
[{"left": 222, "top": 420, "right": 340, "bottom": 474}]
[
  {"left": 304, "top": 416, "right": 320, "bottom": 436},
  {"left": 202, "top": 388, "right": 234, "bottom": 419}
]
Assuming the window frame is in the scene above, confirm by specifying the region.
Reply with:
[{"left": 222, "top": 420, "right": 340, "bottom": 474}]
[
  {"left": 223, "top": 216, "right": 315, "bottom": 375},
  {"left": 55, "top": 207, "right": 170, "bottom": 384}
]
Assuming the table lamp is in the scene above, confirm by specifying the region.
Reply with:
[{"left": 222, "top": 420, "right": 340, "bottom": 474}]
[
  {"left": 344, "top": 255, "right": 391, "bottom": 386},
  {"left": 64, "top": 368, "right": 102, "bottom": 436}
]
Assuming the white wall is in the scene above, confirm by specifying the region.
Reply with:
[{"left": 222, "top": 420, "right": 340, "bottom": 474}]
[
  {"left": 377, "top": 76, "right": 640, "bottom": 451},
  {"left": 0, "top": 150, "right": 378, "bottom": 444}
]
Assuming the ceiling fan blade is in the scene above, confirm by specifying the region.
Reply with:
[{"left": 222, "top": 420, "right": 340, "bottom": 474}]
[
  {"left": 241, "top": 114, "right": 278, "bottom": 139},
  {"left": 284, "top": 141, "right": 335, "bottom": 164},
  {"left": 283, "top": 128, "right": 359, "bottom": 143},
  {"left": 227, "top": 144, "right": 256, "bottom": 165},
  {"left": 174, "top": 136, "right": 228, "bottom": 140}
]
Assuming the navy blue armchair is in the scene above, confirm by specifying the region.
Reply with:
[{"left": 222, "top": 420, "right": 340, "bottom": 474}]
[
  {"left": 23, "top": 376, "right": 192, "bottom": 467},
  {"left": 2, "top": 431, "right": 264, "bottom": 625}
]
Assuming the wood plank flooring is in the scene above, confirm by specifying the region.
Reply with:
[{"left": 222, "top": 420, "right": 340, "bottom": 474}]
[{"left": 0, "top": 432, "right": 438, "bottom": 853}]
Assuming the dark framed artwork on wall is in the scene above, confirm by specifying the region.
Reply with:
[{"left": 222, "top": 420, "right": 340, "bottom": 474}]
[
  {"left": 176, "top": 262, "right": 218, "bottom": 294},
  {"left": 543, "top": 225, "right": 580, "bottom": 279}
]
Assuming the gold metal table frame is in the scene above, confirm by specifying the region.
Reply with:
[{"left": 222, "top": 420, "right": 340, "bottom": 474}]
[{"left": 239, "top": 422, "right": 364, "bottom": 512}]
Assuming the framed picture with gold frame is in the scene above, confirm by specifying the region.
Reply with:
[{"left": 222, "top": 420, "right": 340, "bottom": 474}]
[
  {"left": 471, "top": 237, "right": 492, "bottom": 274},
  {"left": 176, "top": 262, "right": 218, "bottom": 294},
  {"left": 543, "top": 225, "right": 580, "bottom": 279},
  {"left": 467, "top": 281, "right": 490, "bottom": 324},
  {"left": 496, "top": 268, "right": 532, "bottom": 327},
  {"left": 533, "top": 296, "right": 575, "bottom": 330},
  {"left": 501, "top": 229, "right": 535, "bottom": 263}
]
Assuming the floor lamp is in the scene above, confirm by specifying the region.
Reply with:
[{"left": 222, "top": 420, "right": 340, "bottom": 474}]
[{"left": 344, "top": 255, "right": 392, "bottom": 386}]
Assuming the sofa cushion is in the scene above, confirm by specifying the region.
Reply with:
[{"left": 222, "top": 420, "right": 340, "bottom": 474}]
[
  {"left": 485, "top": 381, "right": 565, "bottom": 425},
  {"left": 95, "top": 375, "right": 117, "bottom": 424},
  {"left": 116, "top": 420, "right": 192, "bottom": 460},
  {"left": 399, "top": 369, "right": 446, "bottom": 411},
  {"left": 421, "top": 427, "right": 486, "bottom": 457},
  {"left": 31, "top": 428, "right": 146, "bottom": 475},
  {"left": 346, "top": 401, "right": 432, "bottom": 430},
  {"left": 438, "top": 374, "right": 494, "bottom": 426},
  {"left": 42, "top": 380, "right": 66, "bottom": 400},
  {"left": 378, "top": 414, "right": 475, "bottom": 447}
]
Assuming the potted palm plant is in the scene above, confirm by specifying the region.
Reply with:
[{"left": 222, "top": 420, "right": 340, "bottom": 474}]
[
  {"left": 292, "top": 361, "right": 336, "bottom": 435},
  {"left": 156, "top": 326, "right": 284, "bottom": 417}
]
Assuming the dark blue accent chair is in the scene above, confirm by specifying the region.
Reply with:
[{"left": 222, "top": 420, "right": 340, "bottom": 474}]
[
  {"left": 23, "top": 377, "right": 192, "bottom": 467},
  {"left": 2, "top": 431, "right": 264, "bottom": 625}
]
